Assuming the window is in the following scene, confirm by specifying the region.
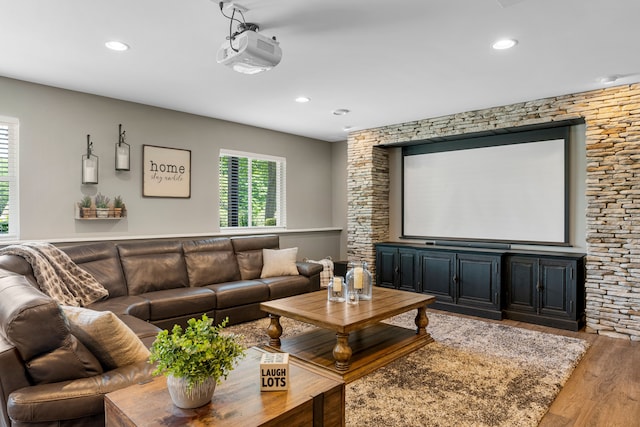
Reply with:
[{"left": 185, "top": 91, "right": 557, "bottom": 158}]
[
  {"left": 219, "top": 150, "right": 286, "bottom": 228},
  {"left": 0, "top": 116, "right": 19, "bottom": 240}
]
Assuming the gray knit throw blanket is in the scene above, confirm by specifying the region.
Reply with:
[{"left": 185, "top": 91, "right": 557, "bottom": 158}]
[{"left": 0, "top": 242, "right": 109, "bottom": 306}]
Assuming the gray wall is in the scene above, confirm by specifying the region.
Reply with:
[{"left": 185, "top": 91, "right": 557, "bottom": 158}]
[{"left": 0, "top": 76, "right": 344, "bottom": 259}]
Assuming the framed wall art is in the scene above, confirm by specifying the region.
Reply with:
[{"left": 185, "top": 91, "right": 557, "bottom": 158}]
[{"left": 142, "top": 144, "right": 191, "bottom": 198}]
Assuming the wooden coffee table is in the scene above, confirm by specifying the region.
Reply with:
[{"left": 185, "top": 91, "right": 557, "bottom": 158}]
[
  {"left": 260, "top": 287, "right": 435, "bottom": 383},
  {"left": 104, "top": 347, "right": 345, "bottom": 427}
]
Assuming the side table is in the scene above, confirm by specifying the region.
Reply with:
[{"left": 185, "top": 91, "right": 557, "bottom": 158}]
[{"left": 105, "top": 347, "right": 345, "bottom": 426}]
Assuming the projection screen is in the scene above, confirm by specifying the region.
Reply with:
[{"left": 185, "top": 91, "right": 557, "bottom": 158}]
[{"left": 402, "top": 129, "right": 569, "bottom": 245}]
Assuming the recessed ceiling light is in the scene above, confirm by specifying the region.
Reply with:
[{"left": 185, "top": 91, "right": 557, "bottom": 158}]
[
  {"left": 492, "top": 39, "right": 517, "bottom": 50},
  {"left": 105, "top": 41, "right": 130, "bottom": 51},
  {"left": 598, "top": 75, "right": 618, "bottom": 84},
  {"left": 295, "top": 96, "right": 310, "bottom": 103},
  {"left": 333, "top": 109, "right": 350, "bottom": 116}
]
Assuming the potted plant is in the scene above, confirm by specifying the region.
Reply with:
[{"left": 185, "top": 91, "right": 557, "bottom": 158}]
[
  {"left": 149, "top": 315, "right": 245, "bottom": 409},
  {"left": 79, "top": 195, "right": 92, "bottom": 218},
  {"left": 94, "top": 193, "right": 110, "bottom": 218},
  {"left": 113, "top": 195, "right": 125, "bottom": 218}
]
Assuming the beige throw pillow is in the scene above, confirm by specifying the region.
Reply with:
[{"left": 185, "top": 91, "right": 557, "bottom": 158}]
[
  {"left": 261, "top": 247, "right": 299, "bottom": 278},
  {"left": 61, "top": 305, "right": 150, "bottom": 371}
]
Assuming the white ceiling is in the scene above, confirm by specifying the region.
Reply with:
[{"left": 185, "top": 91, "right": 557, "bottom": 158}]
[{"left": 1, "top": 0, "right": 639, "bottom": 142}]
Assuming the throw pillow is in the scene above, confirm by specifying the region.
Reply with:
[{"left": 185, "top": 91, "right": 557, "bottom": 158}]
[
  {"left": 61, "top": 305, "right": 150, "bottom": 371},
  {"left": 261, "top": 247, "right": 299, "bottom": 278}
]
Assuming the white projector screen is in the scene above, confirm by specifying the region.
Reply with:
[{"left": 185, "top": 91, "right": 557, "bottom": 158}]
[{"left": 403, "top": 132, "right": 568, "bottom": 245}]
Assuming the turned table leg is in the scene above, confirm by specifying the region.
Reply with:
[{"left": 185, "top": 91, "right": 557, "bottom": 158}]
[
  {"left": 415, "top": 306, "right": 432, "bottom": 340},
  {"left": 333, "top": 332, "right": 352, "bottom": 371},
  {"left": 267, "top": 314, "right": 283, "bottom": 347}
]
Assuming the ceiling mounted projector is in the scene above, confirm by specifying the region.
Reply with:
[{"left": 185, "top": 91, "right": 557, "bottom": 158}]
[{"left": 216, "top": 30, "right": 282, "bottom": 75}]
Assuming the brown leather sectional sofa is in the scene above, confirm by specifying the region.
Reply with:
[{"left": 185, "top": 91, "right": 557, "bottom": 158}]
[{"left": 0, "top": 234, "right": 322, "bottom": 427}]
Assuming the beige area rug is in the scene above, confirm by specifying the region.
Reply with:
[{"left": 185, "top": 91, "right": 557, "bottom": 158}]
[{"left": 224, "top": 310, "right": 589, "bottom": 427}]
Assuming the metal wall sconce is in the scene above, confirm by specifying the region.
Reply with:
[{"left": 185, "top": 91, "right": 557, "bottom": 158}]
[
  {"left": 82, "top": 134, "right": 99, "bottom": 184},
  {"left": 115, "top": 123, "right": 130, "bottom": 171}
]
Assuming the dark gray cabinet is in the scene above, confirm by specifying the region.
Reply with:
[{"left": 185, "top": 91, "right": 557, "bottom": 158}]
[
  {"left": 375, "top": 243, "right": 585, "bottom": 330},
  {"left": 418, "top": 249, "right": 502, "bottom": 319},
  {"left": 375, "top": 246, "right": 419, "bottom": 292},
  {"left": 376, "top": 243, "right": 503, "bottom": 319},
  {"left": 504, "top": 253, "right": 585, "bottom": 331}
]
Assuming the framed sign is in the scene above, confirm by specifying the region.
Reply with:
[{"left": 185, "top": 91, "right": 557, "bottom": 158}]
[{"left": 143, "top": 145, "right": 191, "bottom": 198}]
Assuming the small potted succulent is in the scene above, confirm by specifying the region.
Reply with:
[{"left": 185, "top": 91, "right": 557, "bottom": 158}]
[
  {"left": 149, "top": 315, "right": 245, "bottom": 409},
  {"left": 112, "top": 195, "right": 125, "bottom": 218},
  {"left": 79, "top": 195, "right": 93, "bottom": 218},
  {"left": 94, "top": 193, "right": 110, "bottom": 218}
]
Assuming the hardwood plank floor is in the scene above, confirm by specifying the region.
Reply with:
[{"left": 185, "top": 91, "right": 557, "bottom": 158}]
[{"left": 429, "top": 310, "right": 640, "bottom": 427}]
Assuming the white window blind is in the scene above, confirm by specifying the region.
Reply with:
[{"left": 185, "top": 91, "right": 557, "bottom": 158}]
[
  {"left": 0, "top": 116, "right": 19, "bottom": 240},
  {"left": 219, "top": 149, "right": 286, "bottom": 229}
]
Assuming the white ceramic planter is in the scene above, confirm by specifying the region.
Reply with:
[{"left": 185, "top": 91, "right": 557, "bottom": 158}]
[
  {"left": 166, "top": 374, "right": 216, "bottom": 409},
  {"left": 95, "top": 208, "right": 109, "bottom": 218}
]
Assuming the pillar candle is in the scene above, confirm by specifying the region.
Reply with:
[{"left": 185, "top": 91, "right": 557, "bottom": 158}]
[
  {"left": 333, "top": 276, "right": 342, "bottom": 292},
  {"left": 354, "top": 267, "right": 363, "bottom": 289}
]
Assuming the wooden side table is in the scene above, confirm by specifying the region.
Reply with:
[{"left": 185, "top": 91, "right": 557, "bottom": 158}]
[{"left": 105, "top": 347, "right": 345, "bottom": 427}]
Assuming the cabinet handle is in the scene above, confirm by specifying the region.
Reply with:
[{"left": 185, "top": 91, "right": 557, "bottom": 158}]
[
  {"left": 453, "top": 275, "right": 458, "bottom": 283},
  {"left": 536, "top": 281, "right": 543, "bottom": 291}
]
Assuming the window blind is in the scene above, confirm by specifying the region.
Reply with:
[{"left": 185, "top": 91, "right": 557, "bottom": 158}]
[
  {"left": 0, "top": 116, "right": 19, "bottom": 239},
  {"left": 219, "top": 149, "right": 286, "bottom": 229}
]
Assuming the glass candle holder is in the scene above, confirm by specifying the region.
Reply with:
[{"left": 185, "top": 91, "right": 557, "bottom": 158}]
[
  {"left": 345, "top": 260, "right": 372, "bottom": 301},
  {"left": 328, "top": 276, "right": 345, "bottom": 302},
  {"left": 346, "top": 277, "right": 359, "bottom": 305}
]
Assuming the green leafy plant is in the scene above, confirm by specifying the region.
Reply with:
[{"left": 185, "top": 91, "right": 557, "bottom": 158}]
[
  {"left": 80, "top": 195, "right": 92, "bottom": 208},
  {"left": 149, "top": 315, "right": 245, "bottom": 389},
  {"left": 113, "top": 195, "right": 124, "bottom": 209},
  {"left": 94, "top": 193, "right": 110, "bottom": 208}
]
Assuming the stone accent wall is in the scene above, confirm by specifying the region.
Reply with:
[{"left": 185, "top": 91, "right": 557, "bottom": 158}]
[{"left": 347, "top": 83, "right": 640, "bottom": 340}]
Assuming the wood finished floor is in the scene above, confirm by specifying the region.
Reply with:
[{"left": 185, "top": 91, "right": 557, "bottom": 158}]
[{"left": 428, "top": 309, "right": 640, "bottom": 427}]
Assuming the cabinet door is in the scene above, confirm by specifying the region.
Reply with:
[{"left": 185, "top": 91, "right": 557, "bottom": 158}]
[
  {"left": 398, "top": 248, "right": 418, "bottom": 292},
  {"left": 539, "top": 258, "right": 575, "bottom": 319},
  {"left": 376, "top": 246, "right": 397, "bottom": 289},
  {"left": 505, "top": 256, "right": 538, "bottom": 314},
  {"left": 418, "top": 251, "right": 455, "bottom": 302},
  {"left": 456, "top": 253, "right": 500, "bottom": 310}
]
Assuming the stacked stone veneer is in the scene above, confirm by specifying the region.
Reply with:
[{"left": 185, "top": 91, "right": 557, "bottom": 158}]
[{"left": 347, "top": 83, "right": 640, "bottom": 340}]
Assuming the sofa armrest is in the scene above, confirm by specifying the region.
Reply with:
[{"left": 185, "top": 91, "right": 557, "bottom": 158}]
[
  {"left": 7, "top": 361, "right": 154, "bottom": 424},
  {"left": 0, "top": 256, "right": 38, "bottom": 288},
  {"left": 0, "top": 336, "right": 30, "bottom": 427},
  {"left": 295, "top": 261, "right": 323, "bottom": 277}
]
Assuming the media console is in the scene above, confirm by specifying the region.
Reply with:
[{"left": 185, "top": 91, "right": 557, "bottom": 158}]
[{"left": 375, "top": 242, "right": 585, "bottom": 331}]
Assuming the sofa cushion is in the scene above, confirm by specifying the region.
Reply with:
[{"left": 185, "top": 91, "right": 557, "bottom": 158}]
[
  {"left": 25, "top": 335, "right": 103, "bottom": 384},
  {"left": 261, "top": 275, "right": 312, "bottom": 300},
  {"left": 86, "top": 295, "right": 150, "bottom": 320},
  {"left": 61, "top": 306, "right": 150, "bottom": 371},
  {"left": 117, "top": 241, "right": 189, "bottom": 295},
  {"left": 117, "top": 314, "right": 162, "bottom": 348},
  {"left": 140, "top": 287, "right": 217, "bottom": 321},
  {"left": 183, "top": 238, "right": 241, "bottom": 286},
  {"left": 261, "top": 248, "right": 299, "bottom": 278},
  {"left": 61, "top": 242, "right": 128, "bottom": 298},
  {"left": 231, "top": 235, "right": 279, "bottom": 280},
  {"left": 236, "top": 251, "right": 263, "bottom": 280},
  {"left": 206, "top": 280, "right": 269, "bottom": 309}
]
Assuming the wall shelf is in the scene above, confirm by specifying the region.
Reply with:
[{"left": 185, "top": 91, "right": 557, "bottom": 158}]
[{"left": 74, "top": 205, "right": 127, "bottom": 220}]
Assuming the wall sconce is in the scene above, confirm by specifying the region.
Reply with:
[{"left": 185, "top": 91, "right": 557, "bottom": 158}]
[
  {"left": 82, "top": 134, "right": 99, "bottom": 184},
  {"left": 115, "top": 123, "right": 130, "bottom": 171}
]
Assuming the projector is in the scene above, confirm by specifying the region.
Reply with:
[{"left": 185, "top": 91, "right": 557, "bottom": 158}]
[{"left": 216, "top": 30, "right": 282, "bottom": 75}]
